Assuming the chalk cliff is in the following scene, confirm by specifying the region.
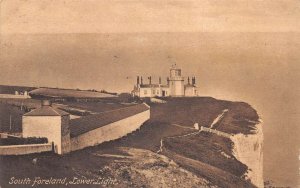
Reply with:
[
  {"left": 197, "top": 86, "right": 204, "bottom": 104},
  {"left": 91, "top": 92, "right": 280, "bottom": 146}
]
[{"left": 231, "top": 121, "right": 264, "bottom": 188}]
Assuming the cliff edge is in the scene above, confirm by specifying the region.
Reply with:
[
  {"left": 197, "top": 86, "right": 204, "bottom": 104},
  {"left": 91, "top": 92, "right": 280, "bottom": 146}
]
[{"left": 231, "top": 121, "right": 264, "bottom": 188}]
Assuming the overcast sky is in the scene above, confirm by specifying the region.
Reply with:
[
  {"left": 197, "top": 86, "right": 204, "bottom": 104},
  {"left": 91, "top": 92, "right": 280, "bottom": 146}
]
[
  {"left": 0, "top": 0, "right": 299, "bottom": 93},
  {"left": 1, "top": 0, "right": 300, "bottom": 33}
]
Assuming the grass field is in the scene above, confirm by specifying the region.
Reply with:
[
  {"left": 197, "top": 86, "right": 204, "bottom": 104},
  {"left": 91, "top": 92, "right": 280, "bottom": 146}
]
[
  {"left": 29, "top": 88, "right": 117, "bottom": 99},
  {"left": 0, "top": 103, "right": 25, "bottom": 132},
  {"left": 150, "top": 97, "right": 259, "bottom": 134}
]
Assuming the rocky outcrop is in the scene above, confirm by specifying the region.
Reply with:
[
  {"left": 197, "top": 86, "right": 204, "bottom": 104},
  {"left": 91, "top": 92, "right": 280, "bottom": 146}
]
[{"left": 231, "top": 122, "right": 264, "bottom": 188}]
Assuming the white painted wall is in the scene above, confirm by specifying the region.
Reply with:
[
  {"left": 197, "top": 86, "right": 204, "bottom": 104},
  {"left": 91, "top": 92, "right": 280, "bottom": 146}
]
[
  {"left": 138, "top": 87, "right": 170, "bottom": 98},
  {"left": 185, "top": 87, "right": 198, "bottom": 97},
  {"left": 0, "top": 94, "right": 31, "bottom": 99},
  {"left": 139, "top": 88, "right": 152, "bottom": 98},
  {"left": 70, "top": 109, "right": 150, "bottom": 151},
  {"left": 22, "top": 116, "right": 63, "bottom": 154},
  {"left": 170, "top": 79, "right": 184, "bottom": 96}
]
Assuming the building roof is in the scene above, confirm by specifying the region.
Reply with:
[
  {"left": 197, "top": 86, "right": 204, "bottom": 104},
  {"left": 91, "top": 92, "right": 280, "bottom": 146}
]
[
  {"left": 23, "top": 106, "right": 69, "bottom": 116},
  {"left": 140, "top": 84, "right": 159, "bottom": 88},
  {"left": 140, "top": 84, "right": 169, "bottom": 88},
  {"left": 70, "top": 103, "right": 149, "bottom": 137},
  {"left": 29, "top": 88, "right": 117, "bottom": 99}
]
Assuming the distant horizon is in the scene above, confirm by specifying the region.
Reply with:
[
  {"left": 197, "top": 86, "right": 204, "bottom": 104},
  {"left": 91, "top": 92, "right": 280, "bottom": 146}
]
[
  {"left": 1, "top": 0, "right": 299, "bottom": 186},
  {"left": 0, "top": 84, "right": 120, "bottom": 94}
]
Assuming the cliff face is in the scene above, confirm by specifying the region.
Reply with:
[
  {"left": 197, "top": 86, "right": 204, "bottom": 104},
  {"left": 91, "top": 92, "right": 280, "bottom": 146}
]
[{"left": 231, "top": 122, "right": 264, "bottom": 188}]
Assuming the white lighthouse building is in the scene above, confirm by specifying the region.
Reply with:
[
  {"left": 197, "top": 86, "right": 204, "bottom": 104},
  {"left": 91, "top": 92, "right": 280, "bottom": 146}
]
[
  {"left": 132, "top": 65, "right": 198, "bottom": 97},
  {"left": 169, "top": 65, "right": 185, "bottom": 97}
]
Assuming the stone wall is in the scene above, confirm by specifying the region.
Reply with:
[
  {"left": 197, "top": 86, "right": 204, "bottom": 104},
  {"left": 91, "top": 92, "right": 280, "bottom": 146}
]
[
  {"left": 70, "top": 109, "right": 150, "bottom": 151},
  {"left": 61, "top": 115, "right": 71, "bottom": 154},
  {"left": 0, "top": 143, "right": 52, "bottom": 155},
  {"left": 0, "top": 94, "right": 30, "bottom": 99}
]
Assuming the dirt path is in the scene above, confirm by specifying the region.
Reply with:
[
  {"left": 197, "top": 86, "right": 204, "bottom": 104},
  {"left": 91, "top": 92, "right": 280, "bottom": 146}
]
[
  {"left": 210, "top": 109, "right": 228, "bottom": 128},
  {"left": 157, "top": 109, "right": 230, "bottom": 154}
]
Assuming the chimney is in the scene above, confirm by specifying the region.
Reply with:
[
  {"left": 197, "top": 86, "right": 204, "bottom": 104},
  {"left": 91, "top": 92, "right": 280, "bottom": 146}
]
[
  {"left": 159, "top": 77, "right": 162, "bottom": 84},
  {"left": 148, "top": 76, "right": 152, "bottom": 84},
  {"left": 137, "top": 76, "right": 140, "bottom": 85},
  {"left": 41, "top": 100, "right": 52, "bottom": 107}
]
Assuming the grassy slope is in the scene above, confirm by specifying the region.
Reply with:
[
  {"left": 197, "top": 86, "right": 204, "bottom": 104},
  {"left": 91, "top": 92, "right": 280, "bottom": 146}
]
[
  {"left": 163, "top": 132, "right": 248, "bottom": 177},
  {"left": 88, "top": 97, "right": 258, "bottom": 187},
  {"left": 151, "top": 97, "right": 259, "bottom": 134},
  {"left": 0, "top": 97, "right": 259, "bottom": 187}
]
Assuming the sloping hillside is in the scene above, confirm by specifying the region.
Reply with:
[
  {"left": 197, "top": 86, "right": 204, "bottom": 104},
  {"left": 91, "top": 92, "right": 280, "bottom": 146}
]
[
  {"left": 0, "top": 97, "right": 262, "bottom": 188},
  {"left": 95, "top": 97, "right": 261, "bottom": 187}
]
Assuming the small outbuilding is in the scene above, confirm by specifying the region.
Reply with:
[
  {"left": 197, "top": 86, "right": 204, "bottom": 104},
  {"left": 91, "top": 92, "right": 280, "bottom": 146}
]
[{"left": 22, "top": 100, "right": 70, "bottom": 154}]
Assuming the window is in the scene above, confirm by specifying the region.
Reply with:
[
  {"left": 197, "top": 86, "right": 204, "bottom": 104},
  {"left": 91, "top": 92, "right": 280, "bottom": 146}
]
[
  {"left": 152, "top": 90, "right": 155, "bottom": 94},
  {"left": 144, "top": 90, "right": 147, "bottom": 95},
  {"left": 157, "top": 90, "right": 159, "bottom": 94}
]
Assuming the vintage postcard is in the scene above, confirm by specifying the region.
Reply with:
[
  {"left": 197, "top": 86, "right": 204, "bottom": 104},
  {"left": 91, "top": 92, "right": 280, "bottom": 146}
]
[{"left": 0, "top": 0, "right": 299, "bottom": 187}]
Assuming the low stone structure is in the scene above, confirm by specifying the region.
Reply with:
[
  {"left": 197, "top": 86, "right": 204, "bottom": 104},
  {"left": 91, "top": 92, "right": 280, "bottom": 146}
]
[
  {"left": 22, "top": 100, "right": 70, "bottom": 154},
  {"left": 19, "top": 101, "right": 150, "bottom": 155},
  {"left": 70, "top": 103, "right": 150, "bottom": 151},
  {"left": 0, "top": 143, "right": 52, "bottom": 155}
]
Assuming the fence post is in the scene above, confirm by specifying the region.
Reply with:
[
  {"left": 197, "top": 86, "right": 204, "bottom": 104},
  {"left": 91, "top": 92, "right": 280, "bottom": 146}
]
[{"left": 51, "top": 142, "right": 55, "bottom": 152}]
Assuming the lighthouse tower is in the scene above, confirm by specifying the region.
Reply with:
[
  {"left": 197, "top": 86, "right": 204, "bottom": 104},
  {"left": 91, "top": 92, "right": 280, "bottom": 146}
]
[{"left": 169, "top": 64, "right": 184, "bottom": 96}]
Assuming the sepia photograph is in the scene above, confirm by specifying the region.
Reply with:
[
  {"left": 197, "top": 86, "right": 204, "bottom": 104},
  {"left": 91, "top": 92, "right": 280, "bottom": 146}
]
[{"left": 0, "top": 0, "right": 299, "bottom": 187}]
